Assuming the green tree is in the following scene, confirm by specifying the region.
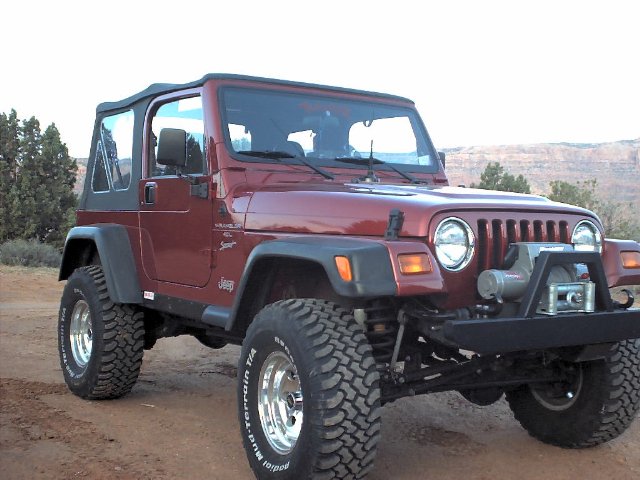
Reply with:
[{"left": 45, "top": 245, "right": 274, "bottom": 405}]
[
  {"left": 471, "top": 162, "right": 531, "bottom": 194},
  {"left": 35, "top": 124, "right": 77, "bottom": 245},
  {"left": 596, "top": 200, "right": 640, "bottom": 241},
  {"left": 0, "top": 109, "right": 20, "bottom": 241},
  {"left": 10, "top": 116, "right": 42, "bottom": 240},
  {"left": 548, "top": 179, "right": 640, "bottom": 241},
  {"left": 473, "top": 162, "right": 504, "bottom": 190},
  {"left": 231, "top": 137, "right": 251, "bottom": 151},
  {"left": 2, "top": 111, "right": 77, "bottom": 248},
  {"left": 548, "top": 179, "right": 598, "bottom": 210}
]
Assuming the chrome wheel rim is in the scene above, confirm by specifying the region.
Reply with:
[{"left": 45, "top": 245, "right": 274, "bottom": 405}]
[
  {"left": 531, "top": 364, "right": 584, "bottom": 411},
  {"left": 70, "top": 300, "right": 92, "bottom": 368},
  {"left": 258, "top": 351, "right": 303, "bottom": 455}
]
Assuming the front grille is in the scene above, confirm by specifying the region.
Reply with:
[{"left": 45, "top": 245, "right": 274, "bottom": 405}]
[{"left": 476, "top": 218, "right": 570, "bottom": 272}]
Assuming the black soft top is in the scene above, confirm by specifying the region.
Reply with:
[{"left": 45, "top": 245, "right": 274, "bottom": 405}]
[{"left": 97, "top": 73, "right": 414, "bottom": 113}]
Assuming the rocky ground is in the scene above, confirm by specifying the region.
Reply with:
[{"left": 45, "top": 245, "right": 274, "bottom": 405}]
[{"left": 1, "top": 266, "right": 639, "bottom": 479}]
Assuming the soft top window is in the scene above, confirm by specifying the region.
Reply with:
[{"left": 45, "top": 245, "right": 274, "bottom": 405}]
[{"left": 91, "top": 110, "right": 134, "bottom": 193}]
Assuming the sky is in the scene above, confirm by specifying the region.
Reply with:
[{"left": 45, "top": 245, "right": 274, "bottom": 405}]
[{"left": 1, "top": 0, "right": 638, "bottom": 158}]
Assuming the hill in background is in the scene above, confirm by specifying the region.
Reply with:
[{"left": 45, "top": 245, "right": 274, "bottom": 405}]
[
  {"left": 74, "top": 158, "right": 87, "bottom": 195},
  {"left": 444, "top": 139, "right": 639, "bottom": 206},
  {"left": 73, "top": 139, "right": 640, "bottom": 206}
]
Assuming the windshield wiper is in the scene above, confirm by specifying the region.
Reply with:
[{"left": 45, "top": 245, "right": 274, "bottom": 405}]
[
  {"left": 333, "top": 156, "right": 427, "bottom": 184},
  {"left": 333, "top": 156, "right": 384, "bottom": 165},
  {"left": 384, "top": 164, "right": 427, "bottom": 184},
  {"left": 237, "top": 150, "right": 296, "bottom": 159},
  {"left": 237, "top": 150, "right": 334, "bottom": 180}
]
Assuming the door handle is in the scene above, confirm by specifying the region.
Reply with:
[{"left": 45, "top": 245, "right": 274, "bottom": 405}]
[{"left": 144, "top": 183, "right": 157, "bottom": 204}]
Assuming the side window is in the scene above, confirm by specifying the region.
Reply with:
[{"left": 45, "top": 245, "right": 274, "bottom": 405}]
[
  {"left": 150, "top": 96, "right": 205, "bottom": 176},
  {"left": 287, "top": 130, "right": 315, "bottom": 154},
  {"left": 91, "top": 141, "right": 109, "bottom": 192},
  {"left": 348, "top": 116, "right": 420, "bottom": 164},
  {"left": 229, "top": 123, "right": 251, "bottom": 152},
  {"left": 91, "top": 110, "right": 134, "bottom": 192}
]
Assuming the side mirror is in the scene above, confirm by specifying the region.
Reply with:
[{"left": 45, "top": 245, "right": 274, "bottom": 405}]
[
  {"left": 157, "top": 128, "right": 187, "bottom": 167},
  {"left": 438, "top": 151, "right": 446, "bottom": 169}
]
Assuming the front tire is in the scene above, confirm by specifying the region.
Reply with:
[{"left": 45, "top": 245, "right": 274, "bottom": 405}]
[
  {"left": 58, "top": 266, "right": 145, "bottom": 399},
  {"left": 238, "top": 299, "right": 381, "bottom": 479},
  {"left": 506, "top": 340, "right": 640, "bottom": 448}
]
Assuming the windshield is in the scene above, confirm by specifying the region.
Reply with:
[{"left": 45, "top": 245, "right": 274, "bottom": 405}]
[{"left": 220, "top": 87, "right": 438, "bottom": 172}]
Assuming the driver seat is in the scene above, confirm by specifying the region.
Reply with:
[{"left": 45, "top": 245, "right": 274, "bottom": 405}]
[{"left": 279, "top": 140, "right": 305, "bottom": 157}]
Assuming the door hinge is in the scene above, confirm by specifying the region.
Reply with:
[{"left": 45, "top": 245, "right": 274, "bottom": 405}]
[{"left": 190, "top": 182, "right": 209, "bottom": 199}]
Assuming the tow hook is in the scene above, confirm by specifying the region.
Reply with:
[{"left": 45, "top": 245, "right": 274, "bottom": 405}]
[{"left": 614, "top": 289, "right": 635, "bottom": 310}]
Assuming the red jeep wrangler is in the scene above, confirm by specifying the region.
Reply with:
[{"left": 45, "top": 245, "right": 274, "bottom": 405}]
[{"left": 58, "top": 74, "right": 640, "bottom": 479}]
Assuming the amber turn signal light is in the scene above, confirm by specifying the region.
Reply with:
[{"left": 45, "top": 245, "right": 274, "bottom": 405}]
[
  {"left": 398, "top": 253, "right": 432, "bottom": 275},
  {"left": 621, "top": 251, "right": 640, "bottom": 269},
  {"left": 335, "top": 256, "right": 353, "bottom": 281}
]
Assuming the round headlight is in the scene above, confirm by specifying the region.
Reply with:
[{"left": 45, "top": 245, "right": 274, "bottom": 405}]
[
  {"left": 434, "top": 217, "right": 475, "bottom": 271},
  {"left": 571, "top": 220, "right": 602, "bottom": 253}
]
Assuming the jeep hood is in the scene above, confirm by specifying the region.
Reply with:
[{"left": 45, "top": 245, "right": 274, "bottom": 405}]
[{"left": 243, "top": 183, "right": 596, "bottom": 237}]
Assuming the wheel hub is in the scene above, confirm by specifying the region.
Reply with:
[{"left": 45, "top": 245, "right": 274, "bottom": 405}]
[
  {"left": 258, "top": 351, "right": 303, "bottom": 455},
  {"left": 530, "top": 363, "right": 584, "bottom": 411},
  {"left": 69, "top": 300, "right": 93, "bottom": 368}
]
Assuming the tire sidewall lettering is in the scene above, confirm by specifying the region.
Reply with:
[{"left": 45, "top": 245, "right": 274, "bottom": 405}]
[
  {"left": 60, "top": 285, "right": 90, "bottom": 380},
  {"left": 58, "top": 271, "right": 101, "bottom": 393},
  {"left": 240, "top": 330, "right": 303, "bottom": 475},
  {"left": 58, "top": 266, "right": 145, "bottom": 400},
  {"left": 237, "top": 300, "right": 380, "bottom": 479},
  {"left": 241, "top": 347, "right": 266, "bottom": 465}
]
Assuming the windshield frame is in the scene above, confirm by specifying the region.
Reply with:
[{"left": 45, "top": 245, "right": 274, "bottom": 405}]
[{"left": 218, "top": 86, "right": 441, "bottom": 175}]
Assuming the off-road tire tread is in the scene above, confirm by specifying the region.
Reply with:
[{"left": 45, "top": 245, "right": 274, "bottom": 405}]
[
  {"left": 506, "top": 340, "right": 640, "bottom": 448},
  {"left": 71, "top": 266, "right": 144, "bottom": 400},
  {"left": 245, "top": 299, "right": 381, "bottom": 479}
]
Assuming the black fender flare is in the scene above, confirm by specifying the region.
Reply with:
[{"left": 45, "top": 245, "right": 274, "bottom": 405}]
[
  {"left": 59, "top": 224, "right": 142, "bottom": 304},
  {"left": 224, "top": 236, "right": 397, "bottom": 332}
]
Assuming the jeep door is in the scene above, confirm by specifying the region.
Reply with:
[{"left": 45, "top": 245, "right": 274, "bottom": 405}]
[{"left": 139, "top": 92, "right": 213, "bottom": 287}]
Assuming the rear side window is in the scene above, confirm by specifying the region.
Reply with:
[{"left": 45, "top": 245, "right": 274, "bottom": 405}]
[
  {"left": 91, "top": 142, "right": 109, "bottom": 192},
  {"left": 91, "top": 110, "right": 134, "bottom": 192}
]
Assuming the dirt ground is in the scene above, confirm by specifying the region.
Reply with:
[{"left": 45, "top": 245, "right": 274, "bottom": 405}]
[{"left": 1, "top": 266, "right": 639, "bottom": 480}]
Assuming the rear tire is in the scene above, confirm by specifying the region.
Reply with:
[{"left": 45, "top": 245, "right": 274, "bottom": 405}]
[
  {"left": 238, "top": 299, "right": 381, "bottom": 479},
  {"left": 506, "top": 340, "right": 640, "bottom": 448},
  {"left": 58, "top": 266, "right": 145, "bottom": 399}
]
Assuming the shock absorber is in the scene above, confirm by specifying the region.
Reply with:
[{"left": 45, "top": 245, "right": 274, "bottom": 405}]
[{"left": 362, "top": 302, "right": 398, "bottom": 364}]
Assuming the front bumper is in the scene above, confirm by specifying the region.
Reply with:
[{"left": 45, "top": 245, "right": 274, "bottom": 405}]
[
  {"left": 443, "top": 309, "right": 640, "bottom": 354},
  {"left": 444, "top": 249, "right": 640, "bottom": 354}
]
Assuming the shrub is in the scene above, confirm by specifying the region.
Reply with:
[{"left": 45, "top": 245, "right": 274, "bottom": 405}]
[{"left": 0, "top": 239, "right": 61, "bottom": 268}]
